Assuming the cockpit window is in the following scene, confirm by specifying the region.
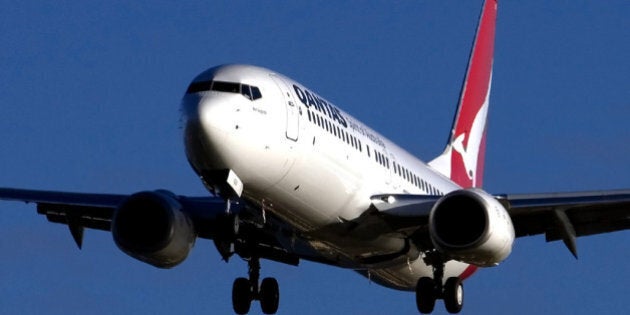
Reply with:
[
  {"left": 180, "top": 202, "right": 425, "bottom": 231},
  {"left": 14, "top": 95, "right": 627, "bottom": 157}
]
[
  {"left": 186, "top": 81, "right": 212, "bottom": 94},
  {"left": 241, "top": 84, "right": 252, "bottom": 100},
  {"left": 186, "top": 80, "right": 262, "bottom": 101},
  {"left": 212, "top": 81, "right": 240, "bottom": 93},
  {"left": 251, "top": 86, "right": 262, "bottom": 100}
]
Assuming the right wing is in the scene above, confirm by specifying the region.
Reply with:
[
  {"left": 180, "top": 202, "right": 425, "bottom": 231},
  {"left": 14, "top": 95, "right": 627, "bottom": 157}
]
[
  {"left": 0, "top": 188, "right": 125, "bottom": 233},
  {"left": 0, "top": 187, "right": 329, "bottom": 267}
]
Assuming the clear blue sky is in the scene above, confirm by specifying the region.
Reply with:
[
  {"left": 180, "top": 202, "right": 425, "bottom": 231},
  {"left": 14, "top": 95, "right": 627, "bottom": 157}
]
[{"left": 1, "top": 1, "right": 628, "bottom": 314}]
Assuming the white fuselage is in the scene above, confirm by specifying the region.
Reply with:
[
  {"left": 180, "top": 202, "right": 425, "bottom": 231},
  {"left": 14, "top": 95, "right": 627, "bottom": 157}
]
[{"left": 181, "top": 64, "right": 474, "bottom": 290}]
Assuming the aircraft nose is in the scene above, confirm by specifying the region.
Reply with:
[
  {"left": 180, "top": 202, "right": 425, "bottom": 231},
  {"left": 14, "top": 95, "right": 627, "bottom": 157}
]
[{"left": 182, "top": 94, "right": 237, "bottom": 171}]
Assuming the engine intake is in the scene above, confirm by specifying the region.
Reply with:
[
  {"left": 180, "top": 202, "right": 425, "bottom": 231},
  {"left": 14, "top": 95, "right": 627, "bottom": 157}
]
[
  {"left": 112, "top": 190, "right": 196, "bottom": 268},
  {"left": 429, "top": 188, "right": 515, "bottom": 267}
]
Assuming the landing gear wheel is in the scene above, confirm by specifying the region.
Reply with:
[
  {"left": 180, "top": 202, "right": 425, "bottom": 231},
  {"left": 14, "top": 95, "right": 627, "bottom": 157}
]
[
  {"left": 416, "top": 277, "right": 436, "bottom": 314},
  {"left": 259, "top": 277, "right": 280, "bottom": 314},
  {"left": 443, "top": 277, "right": 464, "bottom": 314},
  {"left": 232, "top": 277, "right": 252, "bottom": 315}
]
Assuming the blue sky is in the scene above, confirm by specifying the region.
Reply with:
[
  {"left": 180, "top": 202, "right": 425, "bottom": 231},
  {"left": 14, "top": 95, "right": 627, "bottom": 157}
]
[{"left": 1, "top": 1, "right": 628, "bottom": 314}]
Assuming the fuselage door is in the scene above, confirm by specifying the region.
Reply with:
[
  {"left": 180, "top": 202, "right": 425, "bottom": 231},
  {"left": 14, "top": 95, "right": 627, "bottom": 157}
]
[{"left": 270, "top": 74, "right": 299, "bottom": 141}]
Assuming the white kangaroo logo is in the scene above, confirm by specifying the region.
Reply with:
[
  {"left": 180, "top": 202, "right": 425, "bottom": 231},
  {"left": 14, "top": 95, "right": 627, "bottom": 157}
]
[{"left": 451, "top": 83, "right": 490, "bottom": 187}]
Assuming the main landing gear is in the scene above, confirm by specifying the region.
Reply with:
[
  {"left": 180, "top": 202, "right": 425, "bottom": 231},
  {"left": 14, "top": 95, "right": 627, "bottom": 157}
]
[
  {"left": 415, "top": 254, "right": 464, "bottom": 314},
  {"left": 232, "top": 257, "right": 279, "bottom": 315}
]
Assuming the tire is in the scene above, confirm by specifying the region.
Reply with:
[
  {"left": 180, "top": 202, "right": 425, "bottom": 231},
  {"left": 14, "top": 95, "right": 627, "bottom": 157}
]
[
  {"left": 232, "top": 277, "right": 252, "bottom": 315},
  {"left": 260, "top": 277, "right": 280, "bottom": 314},
  {"left": 444, "top": 277, "right": 464, "bottom": 314},
  {"left": 416, "top": 277, "right": 436, "bottom": 314}
]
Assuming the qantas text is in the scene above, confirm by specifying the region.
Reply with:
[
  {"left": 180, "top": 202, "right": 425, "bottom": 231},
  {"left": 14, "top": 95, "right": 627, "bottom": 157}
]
[{"left": 293, "top": 85, "right": 348, "bottom": 128}]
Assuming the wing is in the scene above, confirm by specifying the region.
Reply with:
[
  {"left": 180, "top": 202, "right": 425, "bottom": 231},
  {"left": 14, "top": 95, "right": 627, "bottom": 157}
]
[
  {"left": 0, "top": 187, "right": 329, "bottom": 266},
  {"left": 0, "top": 188, "right": 127, "bottom": 248},
  {"left": 496, "top": 190, "right": 630, "bottom": 257},
  {"left": 369, "top": 190, "right": 630, "bottom": 257}
]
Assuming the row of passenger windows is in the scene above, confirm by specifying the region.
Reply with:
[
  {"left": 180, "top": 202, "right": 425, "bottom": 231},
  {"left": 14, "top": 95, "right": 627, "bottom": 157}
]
[
  {"left": 306, "top": 106, "right": 442, "bottom": 196},
  {"left": 393, "top": 162, "right": 442, "bottom": 195},
  {"left": 307, "top": 108, "right": 389, "bottom": 171},
  {"left": 186, "top": 80, "right": 262, "bottom": 101},
  {"left": 372, "top": 149, "right": 390, "bottom": 169},
  {"left": 372, "top": 144, "right": 441, "bottom": 195},
  {"left": 307, "top": 110, "right": 363, "bottom": 152}
]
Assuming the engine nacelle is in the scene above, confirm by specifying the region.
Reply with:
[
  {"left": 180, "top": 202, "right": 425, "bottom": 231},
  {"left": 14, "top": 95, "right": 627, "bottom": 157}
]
[
  {"left": 429, "top": 188, "right": 515, "bottom": 267},
  {"left": 112, "top": 190, "right": 196, "bottom": 268}
]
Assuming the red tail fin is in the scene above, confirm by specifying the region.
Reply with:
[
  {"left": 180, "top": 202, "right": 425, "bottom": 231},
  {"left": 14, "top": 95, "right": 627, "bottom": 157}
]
[{"left": 429, "top": 0, "right": 496, "bottom": 188}]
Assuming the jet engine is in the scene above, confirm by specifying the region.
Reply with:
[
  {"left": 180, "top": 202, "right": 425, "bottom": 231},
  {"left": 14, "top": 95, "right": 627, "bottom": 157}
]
[
  {"left": 112, "top": 190, "right": 196, "bottom": 268},
  {"left": 429, "top": 188, "right": 515, "bottom": 267}
]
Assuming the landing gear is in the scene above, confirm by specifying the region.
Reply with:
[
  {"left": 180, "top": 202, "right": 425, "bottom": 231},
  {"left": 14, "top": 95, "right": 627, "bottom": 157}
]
[
  {"left": 443, "top": 277, "right": 464, "bottom": 314},
  {"left": 415, "top": 254, "right": 464, "bottom": 314},
  {"left": 260, "top": 277, "right": 280, "bottom": 314},
  {"left": 416, "top": 277, "right": 436, "bottom": 313},
  {"left": 232, "top": 277, "right": 252, "bottom": 314},
  {"left": 231, "top": 257, "right": 280, "bottom": 315}
]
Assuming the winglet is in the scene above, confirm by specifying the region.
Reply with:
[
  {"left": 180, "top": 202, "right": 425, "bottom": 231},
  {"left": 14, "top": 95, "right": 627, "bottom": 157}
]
[{"left": 429, "top": 0, "right": 497, "bottom": 189}]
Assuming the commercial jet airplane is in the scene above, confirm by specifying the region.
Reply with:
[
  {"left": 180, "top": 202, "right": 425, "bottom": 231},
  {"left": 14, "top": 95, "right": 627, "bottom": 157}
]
[{"left": 1, "top": 0, "right": 629, "bottom": 313}]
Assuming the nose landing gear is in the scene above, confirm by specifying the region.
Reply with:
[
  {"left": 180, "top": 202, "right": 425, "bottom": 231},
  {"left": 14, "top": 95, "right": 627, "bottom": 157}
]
[{"left": 232, "top": 257, "right": 280, "bottom": 315}]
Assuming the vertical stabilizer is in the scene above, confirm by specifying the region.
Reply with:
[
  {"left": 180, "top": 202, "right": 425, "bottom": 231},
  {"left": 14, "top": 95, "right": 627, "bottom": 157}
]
[{"left": 429, "top": 0, "right": 497, "bottom": 188}]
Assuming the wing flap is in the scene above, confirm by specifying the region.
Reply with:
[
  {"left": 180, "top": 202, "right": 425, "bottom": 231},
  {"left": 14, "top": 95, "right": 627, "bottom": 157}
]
[{"left": 37, "top": 203, "right": 113, "bottom": 231}]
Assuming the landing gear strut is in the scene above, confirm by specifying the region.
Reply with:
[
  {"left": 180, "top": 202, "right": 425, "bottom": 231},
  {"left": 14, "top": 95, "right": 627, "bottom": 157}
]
[
  {"left": 232, "top": 257, "right": 279, "bottom": 315},
  {"left": 415, "top": 253, "right": 464, "bottom": 314}
]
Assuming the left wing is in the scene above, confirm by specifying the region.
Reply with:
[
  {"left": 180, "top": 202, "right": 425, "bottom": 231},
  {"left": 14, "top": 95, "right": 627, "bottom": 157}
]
[
  {"left": 369, "top": 189, "right": 630, "bottom": 257},
  {"left": 496, "top": 190, "right": 630, "bottom": 257}
]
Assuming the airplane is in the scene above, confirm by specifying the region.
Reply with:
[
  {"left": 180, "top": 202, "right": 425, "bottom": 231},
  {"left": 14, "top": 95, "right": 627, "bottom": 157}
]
[{"left": 1, "top": 0, "right": 629, "bottom": 314}]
